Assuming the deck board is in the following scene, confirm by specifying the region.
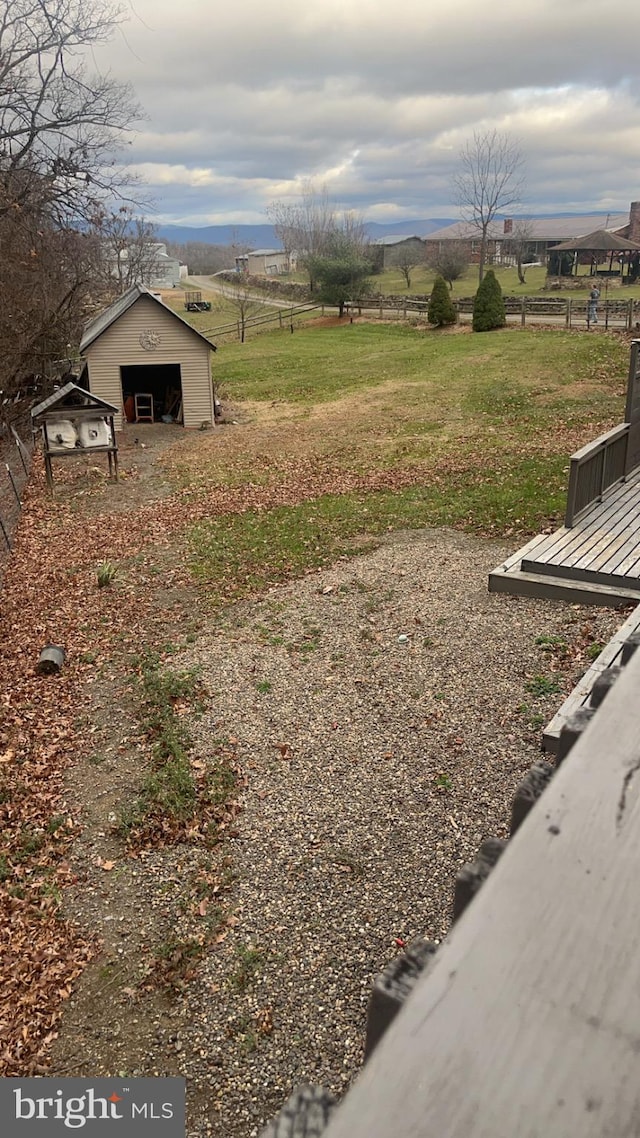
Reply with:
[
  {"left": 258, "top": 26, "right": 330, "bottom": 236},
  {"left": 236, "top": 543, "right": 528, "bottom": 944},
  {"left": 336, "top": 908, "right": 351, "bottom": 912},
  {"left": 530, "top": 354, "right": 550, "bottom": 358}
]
[
  {"left": 490, "top": 468, "right": 640, "bottom": 603},
  {"left": 528, "top": 484, "right": 640, "bottom": 564},
  {"left": 542, "top": 604, "right": 640, "bottom": 752}
]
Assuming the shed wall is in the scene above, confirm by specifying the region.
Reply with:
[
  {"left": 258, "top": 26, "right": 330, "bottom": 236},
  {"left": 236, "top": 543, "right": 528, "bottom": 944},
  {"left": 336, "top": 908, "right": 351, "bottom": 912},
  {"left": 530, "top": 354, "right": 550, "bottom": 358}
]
[{"left": 83, "top": 295, "right": 213, "bottom": 429}]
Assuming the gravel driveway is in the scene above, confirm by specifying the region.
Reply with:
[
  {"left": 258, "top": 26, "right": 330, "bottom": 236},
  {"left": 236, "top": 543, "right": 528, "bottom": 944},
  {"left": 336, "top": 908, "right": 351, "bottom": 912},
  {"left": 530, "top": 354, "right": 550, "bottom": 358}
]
[{"left": 173, "top": 526, "right": 623, "bottom": 1138}]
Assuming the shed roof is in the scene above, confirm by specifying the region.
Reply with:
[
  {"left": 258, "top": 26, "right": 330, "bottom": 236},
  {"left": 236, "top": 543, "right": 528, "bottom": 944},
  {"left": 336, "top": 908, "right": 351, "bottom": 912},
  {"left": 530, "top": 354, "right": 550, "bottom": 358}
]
[
  {"left": 373, "top": 235, "right": 424, "bottom": 246},
  {"left": 550, "top": 229, "right": 640, "bottom": 252},
  {"left": 31, "top": 382, "right": 119, "bottom": 420},
  {"left": 247, "top": 248, "right": 283, "bottom": 257},
  {"left": 79, "top": 284, "right": 216, "bottom": 354}
]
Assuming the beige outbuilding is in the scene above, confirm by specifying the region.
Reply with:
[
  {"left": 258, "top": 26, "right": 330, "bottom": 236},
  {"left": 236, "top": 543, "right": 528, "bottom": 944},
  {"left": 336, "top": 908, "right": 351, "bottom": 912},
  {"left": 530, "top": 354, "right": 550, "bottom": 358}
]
[{"left": 79, "top": 284, "right": 216, "bottom": 430}]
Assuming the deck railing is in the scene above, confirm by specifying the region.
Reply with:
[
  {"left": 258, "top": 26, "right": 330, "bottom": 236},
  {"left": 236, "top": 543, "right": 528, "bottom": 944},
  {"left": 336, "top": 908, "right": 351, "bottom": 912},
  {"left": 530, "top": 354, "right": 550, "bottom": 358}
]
[{"left": 564, "top": 423, "right": 629, "bottom": 527}]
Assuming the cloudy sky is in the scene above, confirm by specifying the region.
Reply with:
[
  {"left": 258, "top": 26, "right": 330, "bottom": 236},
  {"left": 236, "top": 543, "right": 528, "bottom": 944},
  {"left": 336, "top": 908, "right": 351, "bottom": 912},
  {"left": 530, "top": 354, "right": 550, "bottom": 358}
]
[{"left": 94, "top": 0, "right": 640, "bottom": 227}]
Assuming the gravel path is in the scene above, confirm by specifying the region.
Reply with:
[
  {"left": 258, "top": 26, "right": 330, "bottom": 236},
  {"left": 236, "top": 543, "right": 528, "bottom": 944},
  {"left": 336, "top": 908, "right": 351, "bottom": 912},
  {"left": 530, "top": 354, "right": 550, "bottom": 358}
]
[{"left": 173, "top": 526, "right": 624, "bottom": 1138}]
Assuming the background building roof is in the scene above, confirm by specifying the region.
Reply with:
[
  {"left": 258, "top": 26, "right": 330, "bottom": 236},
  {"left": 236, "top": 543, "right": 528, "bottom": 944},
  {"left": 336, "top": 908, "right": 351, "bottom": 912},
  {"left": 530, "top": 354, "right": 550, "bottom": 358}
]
[{"left": 425, "top": 212, "right": 630, "bottom": 242}]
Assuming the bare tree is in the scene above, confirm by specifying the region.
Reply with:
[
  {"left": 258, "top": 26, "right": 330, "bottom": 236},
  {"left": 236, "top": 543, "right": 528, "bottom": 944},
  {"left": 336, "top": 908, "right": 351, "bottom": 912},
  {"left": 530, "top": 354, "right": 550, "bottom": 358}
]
[
  {"left": 220, "top": 283, "right": 264, "bottom": 343},
  {"left": 454, "top": 130, "right": 524, "bottom": 282},
  {"left": 390, "top": 241, "right": 426, "bottom": 289},
  {"left": 0, "top": 0, "right": 141, "bottom": 222},
  {"left": 266, "top": 184, "right": 338, "bottom": 288},
  {"left": 0, "top": 192, "right": 98, "bottom": 392},
  {"left": 425, "top": 244, "right": 469, "bottom": 290},
  {"left": 265, "top": 200, "right": 301, "bottom": 271},
  {"left": 0, "top": 0, "right": 144, "bottom": 395},
  {"left": 504, "top": 219, "right": 536, "bottom": 284},
  {"left": 164, "top": 241, "right": 235, "bottom": 275},
  {"left": 89, "top": 206, "right": 162, "bottom": 295}
]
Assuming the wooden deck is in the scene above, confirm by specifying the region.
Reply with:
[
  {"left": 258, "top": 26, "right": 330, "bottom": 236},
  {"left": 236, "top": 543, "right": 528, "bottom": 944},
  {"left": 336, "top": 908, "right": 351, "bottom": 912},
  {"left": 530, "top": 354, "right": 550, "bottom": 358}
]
[{"left": 489, "top": 467, "right": 640, "bottom": 605}]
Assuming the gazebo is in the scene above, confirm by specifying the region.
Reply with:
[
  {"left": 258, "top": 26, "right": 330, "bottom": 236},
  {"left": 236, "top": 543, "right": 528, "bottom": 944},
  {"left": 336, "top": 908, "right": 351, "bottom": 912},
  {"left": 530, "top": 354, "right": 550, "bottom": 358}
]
[{"left": 549, "top": 229, "right": 640, "bottom": 278}]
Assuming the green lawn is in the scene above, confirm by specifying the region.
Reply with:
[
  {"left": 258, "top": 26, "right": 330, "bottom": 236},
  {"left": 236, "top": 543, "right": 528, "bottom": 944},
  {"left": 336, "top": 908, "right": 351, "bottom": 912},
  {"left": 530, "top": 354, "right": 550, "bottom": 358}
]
[
  {"left": 214, "top": 320, "right": 624, "bottom": 410},
  {"left": 157, "top": 320, "right": 630, "bottom": 603},
  {"left": 370, "top": 263, "right": 640, "bottom": 299}
]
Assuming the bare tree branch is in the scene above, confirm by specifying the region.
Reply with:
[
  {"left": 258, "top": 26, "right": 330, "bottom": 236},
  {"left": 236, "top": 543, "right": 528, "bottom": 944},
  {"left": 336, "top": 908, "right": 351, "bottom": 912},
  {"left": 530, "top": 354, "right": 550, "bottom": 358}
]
[
  {"left": 454, "top": 130, "right": 524, "bottom": 282},
  {"left": 0, "top": 0, "right": 142, "bottom": 221},
  {"left": 0, "top": 0, "right": 145, "bottom": 393},
  {"left": 503, "top": 219, "right": 536, "bottom": 283}
]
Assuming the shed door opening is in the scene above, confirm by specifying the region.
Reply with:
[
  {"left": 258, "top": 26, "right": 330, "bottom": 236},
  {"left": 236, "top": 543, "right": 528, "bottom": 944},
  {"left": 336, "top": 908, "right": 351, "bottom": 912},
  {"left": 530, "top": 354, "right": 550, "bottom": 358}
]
[{"left": 120, "top": 364, "right": 183, "bottom": 424}]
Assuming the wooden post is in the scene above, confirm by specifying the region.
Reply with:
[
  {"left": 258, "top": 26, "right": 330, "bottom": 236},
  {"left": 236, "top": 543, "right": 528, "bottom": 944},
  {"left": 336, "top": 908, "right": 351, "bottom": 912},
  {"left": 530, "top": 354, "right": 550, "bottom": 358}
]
[
  {"left": 10, "top": 426, "right": 28, "bottom": 475},
  {"left": 566, "top": 298, "right": 572, "bottom": 328},
  {"left": 44, "top": 451, "right": 53, "bottom": 489},
  {"left": 0, "top": 513, "right": 11, "bottom": 550},
  {"left": 6, "top": 463, "right": 20, "bottom": 506},
  {"left": 521, "top": 298, "right": 526, "bottom": 327}
]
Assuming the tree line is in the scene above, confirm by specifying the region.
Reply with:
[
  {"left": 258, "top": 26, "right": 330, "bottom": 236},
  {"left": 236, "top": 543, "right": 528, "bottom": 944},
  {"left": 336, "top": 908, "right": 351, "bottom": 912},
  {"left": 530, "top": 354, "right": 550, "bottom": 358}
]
[{"left": 0, "top": 0, "right": 162, "bottom": 399}]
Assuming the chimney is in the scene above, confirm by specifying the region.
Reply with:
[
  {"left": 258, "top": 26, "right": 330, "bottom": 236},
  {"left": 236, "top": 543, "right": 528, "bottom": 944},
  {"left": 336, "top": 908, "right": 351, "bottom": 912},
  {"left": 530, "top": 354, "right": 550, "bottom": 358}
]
[
  {"left": 503, "top": 218, "right": 513, "bottom": 235},
  {"left": 628, "top": 202, "right": 640, "bottom": 243}
]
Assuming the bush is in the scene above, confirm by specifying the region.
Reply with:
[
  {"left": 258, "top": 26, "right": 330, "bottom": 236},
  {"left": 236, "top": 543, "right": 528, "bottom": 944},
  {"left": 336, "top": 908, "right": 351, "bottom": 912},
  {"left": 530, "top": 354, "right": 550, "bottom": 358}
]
[
  {"left": 472, "top": 269, "right": 506, "bottom": 332},
  {"left": 428, "top": 276, "right": 457, "bottom": 327}
]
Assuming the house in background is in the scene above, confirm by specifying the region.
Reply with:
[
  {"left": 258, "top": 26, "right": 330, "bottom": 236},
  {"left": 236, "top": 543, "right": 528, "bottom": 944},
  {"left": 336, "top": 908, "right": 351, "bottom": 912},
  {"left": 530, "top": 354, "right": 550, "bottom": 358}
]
[
  {"left": 371, "top": 235, "right": 426, "bottom": 270},
  {"left": 424, "top": 205, "right": 638, "bottom": 267},
  {"left": 235, "top": 249, "right": 294, "bottom": 275},
  {"left": 107, "top": 242, "right": 186, "bottom": 290},
  {"left": 79, "top": 285, "right": 216, "bottom": 430}
]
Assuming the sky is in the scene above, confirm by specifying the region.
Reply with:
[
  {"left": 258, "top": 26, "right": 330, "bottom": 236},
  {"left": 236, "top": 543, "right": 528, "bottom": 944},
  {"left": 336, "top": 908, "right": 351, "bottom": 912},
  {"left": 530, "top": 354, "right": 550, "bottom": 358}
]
[{"left": 93, "top": 0, "right": 640, "bottom": 228}]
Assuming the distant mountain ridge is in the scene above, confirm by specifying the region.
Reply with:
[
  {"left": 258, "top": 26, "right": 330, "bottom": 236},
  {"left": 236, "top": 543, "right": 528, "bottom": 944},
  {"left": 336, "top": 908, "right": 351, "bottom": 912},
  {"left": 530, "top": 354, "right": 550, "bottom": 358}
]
[
  {"left": 156, "top": 218, "right": 455, "bottom": 247},
  {"left": 156, "top": 211, "right": 617, "bottom": 249}
]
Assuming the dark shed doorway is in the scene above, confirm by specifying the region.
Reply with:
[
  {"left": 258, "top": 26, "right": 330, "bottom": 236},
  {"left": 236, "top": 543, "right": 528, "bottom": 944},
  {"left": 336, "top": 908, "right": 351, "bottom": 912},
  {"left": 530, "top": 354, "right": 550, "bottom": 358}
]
[{"left": 120, "top": 363, "right": 183, "bottom": 424}]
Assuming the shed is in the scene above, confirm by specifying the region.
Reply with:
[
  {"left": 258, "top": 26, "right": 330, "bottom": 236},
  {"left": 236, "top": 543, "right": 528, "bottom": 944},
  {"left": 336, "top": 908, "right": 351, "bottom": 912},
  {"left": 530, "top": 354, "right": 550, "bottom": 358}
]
[
  {"left": 237, "top": 249, "right": 291, "bottom": 275},
  {"left": 372, "top": 235, "right": 425, "bottom": 269},
  {"left": 79, "top": 285, "right": 217, "bottom": 430}
]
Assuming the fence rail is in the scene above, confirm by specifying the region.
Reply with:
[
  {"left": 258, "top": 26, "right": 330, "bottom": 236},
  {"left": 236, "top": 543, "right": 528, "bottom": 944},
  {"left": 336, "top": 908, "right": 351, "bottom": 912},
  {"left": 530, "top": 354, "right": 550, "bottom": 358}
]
[
  {"left": 343, "top": 295, "right": 638, "bottom": 329},
  {"left": 564, "top": 423, "right": 629, "bottom": 526},
  {"left": 205, "top": 302, "right": 321, "bottom": 341}
]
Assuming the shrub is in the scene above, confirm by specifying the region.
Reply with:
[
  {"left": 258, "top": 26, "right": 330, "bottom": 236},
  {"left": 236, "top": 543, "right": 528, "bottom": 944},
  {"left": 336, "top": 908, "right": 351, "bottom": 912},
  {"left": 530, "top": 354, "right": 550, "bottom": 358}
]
[
  {"left": 472, "top": 269, "right": 506, "bottom": 332},
  {"left": 428, "top": 276, "right": 457, "bottom": 327}
]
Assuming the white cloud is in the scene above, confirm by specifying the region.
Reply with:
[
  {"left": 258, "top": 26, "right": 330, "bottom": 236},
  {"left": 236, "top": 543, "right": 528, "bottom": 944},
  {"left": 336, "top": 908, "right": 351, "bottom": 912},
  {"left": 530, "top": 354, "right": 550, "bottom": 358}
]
[{"left": 90, "top": 0, "right": 640, "bottom": 225}]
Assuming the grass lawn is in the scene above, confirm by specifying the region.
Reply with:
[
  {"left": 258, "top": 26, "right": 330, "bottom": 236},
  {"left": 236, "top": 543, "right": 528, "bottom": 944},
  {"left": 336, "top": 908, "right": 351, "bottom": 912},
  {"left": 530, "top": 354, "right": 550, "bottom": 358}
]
[
  {"left": 370, "top": 263, "right": 640, "bottom": 299},
  {"left": 158, "top": 320, "right": 630, "bottom": 602},
  {"left": 204, "top": 264, "right": 640, "bottom": 306},
  {"left": 163, "top": 283, "right": 321, "bottom": 343}
]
